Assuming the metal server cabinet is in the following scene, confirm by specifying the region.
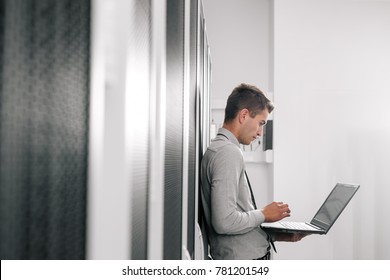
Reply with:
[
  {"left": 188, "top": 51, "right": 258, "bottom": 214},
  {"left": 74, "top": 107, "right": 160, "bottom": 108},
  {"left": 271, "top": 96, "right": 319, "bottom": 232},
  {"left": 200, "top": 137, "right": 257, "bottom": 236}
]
[
  {"left": 87, "top": 0, "right": 211, "bottom": 260},
  {"left": 0, "top": 0, "right": 90, "bottom": 259}
]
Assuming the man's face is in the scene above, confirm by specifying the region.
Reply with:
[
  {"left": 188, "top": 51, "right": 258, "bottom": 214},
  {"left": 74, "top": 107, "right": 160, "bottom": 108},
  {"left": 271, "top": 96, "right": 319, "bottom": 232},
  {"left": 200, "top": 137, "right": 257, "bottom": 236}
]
[{"left": 238, "top": 109, "right": 269, "bottom": 145}]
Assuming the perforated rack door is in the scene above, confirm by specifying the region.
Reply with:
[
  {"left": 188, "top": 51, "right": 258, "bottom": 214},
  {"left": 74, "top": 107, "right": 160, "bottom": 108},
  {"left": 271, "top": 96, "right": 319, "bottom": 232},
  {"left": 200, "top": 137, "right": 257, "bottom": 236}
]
[
  {"left": 164, "top": 0, "right": 185, "bottom": 260},
  {"left": 0, "top": 0, "right": 90, "bottom": 260}
]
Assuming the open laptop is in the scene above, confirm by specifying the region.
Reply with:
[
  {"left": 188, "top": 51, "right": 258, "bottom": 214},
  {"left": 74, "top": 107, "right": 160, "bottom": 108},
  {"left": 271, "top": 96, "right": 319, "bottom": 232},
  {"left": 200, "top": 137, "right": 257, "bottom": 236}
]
[{"left": 261, "top": 183, "right": 360, "bottom": 234}]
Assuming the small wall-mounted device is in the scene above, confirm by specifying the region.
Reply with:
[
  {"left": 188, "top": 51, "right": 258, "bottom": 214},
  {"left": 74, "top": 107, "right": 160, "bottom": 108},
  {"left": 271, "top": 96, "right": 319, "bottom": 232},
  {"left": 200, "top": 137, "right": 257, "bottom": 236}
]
[{"left": 263, "top": 120, "right": 273, "bottom": 151}]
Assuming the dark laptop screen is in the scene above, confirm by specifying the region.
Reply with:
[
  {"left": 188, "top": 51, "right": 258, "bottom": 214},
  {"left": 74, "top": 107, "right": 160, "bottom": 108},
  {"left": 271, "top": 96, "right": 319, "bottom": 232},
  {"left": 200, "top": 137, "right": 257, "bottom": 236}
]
[{"left": 311, "top": 184, "right": 360, "bottom": 232}]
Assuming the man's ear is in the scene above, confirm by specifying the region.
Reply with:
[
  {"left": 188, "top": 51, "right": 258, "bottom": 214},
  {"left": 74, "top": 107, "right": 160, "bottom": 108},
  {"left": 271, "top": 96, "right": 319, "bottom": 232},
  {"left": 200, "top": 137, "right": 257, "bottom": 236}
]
[{"left": 238, "top": 108, "right": 249, "bottom": 124}]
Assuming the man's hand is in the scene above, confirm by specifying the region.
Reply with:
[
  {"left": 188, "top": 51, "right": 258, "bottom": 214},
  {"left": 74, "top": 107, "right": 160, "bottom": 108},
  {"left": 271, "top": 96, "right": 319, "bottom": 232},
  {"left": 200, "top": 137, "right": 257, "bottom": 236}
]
[
  {"left": 261, "top": 201, "right": 291, "bottom": 222},
  {"left": 274, "top": 232, "right": 310, "bottom": 242}
]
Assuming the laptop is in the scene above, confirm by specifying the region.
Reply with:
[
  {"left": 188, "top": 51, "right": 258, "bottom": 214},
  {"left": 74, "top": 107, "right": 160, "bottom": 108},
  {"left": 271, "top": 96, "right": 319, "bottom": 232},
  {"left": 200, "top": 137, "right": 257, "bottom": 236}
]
[{"left": 261, "top": 183, "right": 360, "bottom": 234}]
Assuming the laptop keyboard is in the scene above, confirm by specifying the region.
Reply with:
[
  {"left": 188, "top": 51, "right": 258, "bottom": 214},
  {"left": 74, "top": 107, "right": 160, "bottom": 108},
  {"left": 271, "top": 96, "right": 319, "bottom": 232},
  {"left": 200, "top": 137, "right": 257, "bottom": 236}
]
[{"left": 279, "top": 221, "right": 318, "bottom": 231}]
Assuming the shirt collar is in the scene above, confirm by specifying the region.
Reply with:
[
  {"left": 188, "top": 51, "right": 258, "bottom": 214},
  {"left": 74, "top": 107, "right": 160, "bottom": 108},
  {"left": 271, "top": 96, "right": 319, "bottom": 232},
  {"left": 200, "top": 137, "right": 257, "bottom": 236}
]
[{"left": 216, "top": 127, "right": 240, "bottom": 148}]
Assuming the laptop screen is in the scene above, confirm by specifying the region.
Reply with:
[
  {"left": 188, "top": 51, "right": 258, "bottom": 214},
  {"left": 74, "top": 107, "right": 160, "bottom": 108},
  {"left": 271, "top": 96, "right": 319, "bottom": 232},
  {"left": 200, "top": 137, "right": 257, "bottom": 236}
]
[{"left": 311, "top": 183, "right": 360, "bottom": 232}]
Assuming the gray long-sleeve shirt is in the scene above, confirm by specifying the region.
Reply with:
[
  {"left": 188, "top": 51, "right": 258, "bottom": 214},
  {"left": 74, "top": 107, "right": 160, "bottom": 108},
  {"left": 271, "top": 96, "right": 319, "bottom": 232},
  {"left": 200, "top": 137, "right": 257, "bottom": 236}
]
[{"left": 200, "top": 127, "right": 270, "bottom": 259}]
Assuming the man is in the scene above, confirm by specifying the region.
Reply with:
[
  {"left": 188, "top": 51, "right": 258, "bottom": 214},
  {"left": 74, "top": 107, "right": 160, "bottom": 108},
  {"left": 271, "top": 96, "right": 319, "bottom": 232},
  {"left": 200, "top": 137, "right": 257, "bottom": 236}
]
[{"left": 200, "top": 83, "right": 305, "bottom": 260}]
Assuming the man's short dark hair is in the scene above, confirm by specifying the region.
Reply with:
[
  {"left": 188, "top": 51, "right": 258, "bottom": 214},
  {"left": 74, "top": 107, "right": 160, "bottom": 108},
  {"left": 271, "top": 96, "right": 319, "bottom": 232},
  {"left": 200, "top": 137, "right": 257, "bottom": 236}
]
[{"left": 224, "top": 83, "right": 274, "bottom": 123}]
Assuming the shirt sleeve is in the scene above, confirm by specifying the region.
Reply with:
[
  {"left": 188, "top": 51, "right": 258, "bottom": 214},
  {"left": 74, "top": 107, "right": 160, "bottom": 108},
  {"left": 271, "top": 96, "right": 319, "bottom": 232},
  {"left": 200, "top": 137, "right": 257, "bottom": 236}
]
[{"left": 208, "top": 144, "right": 265, "bottom": 235}]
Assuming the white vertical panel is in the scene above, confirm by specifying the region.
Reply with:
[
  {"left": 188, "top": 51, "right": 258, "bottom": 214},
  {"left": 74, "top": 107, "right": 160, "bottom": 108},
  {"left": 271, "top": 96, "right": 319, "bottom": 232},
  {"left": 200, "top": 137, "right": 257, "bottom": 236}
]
[
  {"left": 147, "top": 0, "right": 167, "bottom": 260},
  {"left": 87, "top": 0, "right": 135, "bottom": 259}
]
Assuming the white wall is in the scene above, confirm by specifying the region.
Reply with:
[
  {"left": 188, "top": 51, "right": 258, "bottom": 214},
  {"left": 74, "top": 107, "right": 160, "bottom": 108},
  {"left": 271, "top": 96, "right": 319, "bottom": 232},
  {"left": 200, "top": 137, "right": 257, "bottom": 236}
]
[
  {"left": 273, "top": 0, "right": 390, "bottom": 259},
  {"left": 203, "top": 0, "right": 274, "bottom": 207}
]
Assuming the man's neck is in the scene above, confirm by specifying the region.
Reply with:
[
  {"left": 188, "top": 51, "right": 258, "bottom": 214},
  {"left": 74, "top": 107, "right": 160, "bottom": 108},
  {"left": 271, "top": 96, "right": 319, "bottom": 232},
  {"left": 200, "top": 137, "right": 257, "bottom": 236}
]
[{"left": 222, "top": 122, "right": 240, "bottom": 141}]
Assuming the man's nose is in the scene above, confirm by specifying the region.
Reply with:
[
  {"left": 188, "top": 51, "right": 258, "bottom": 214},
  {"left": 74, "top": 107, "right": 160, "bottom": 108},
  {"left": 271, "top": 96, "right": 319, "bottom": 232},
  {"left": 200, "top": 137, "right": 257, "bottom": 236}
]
[{"left": 257, "top": 126, "right": 263, "bottom": 136}]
